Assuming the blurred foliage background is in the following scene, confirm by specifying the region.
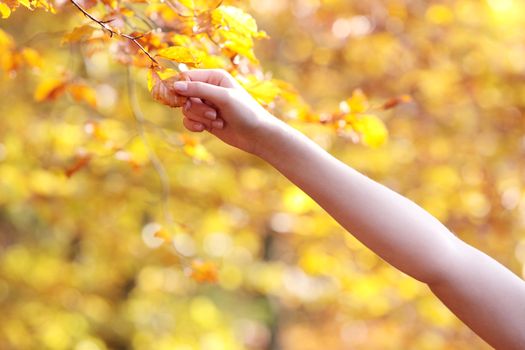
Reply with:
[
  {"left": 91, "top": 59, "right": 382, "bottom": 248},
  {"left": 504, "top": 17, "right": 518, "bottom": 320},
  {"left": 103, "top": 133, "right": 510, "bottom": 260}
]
[{"left": 1, "top": 0, "right": 525, "bottom": 349}]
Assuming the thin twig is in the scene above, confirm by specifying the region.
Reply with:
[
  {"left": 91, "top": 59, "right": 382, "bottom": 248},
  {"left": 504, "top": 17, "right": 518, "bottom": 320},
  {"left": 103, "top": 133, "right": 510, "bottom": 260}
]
[
  {"left": 126, "top": 67, "right": 173, "bottom": 226},
  {"left": 127, "top": 67, "right": 195, "bottom": 263},
  {"left": 70, "top": 0, "right": 159, "bottom": 66}
]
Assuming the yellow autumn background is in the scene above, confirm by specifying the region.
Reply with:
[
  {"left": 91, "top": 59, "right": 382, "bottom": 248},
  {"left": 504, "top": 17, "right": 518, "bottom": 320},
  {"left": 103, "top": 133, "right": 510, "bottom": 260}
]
[{"left": 1, "top": 0, "right": 524, "bottom": 349}]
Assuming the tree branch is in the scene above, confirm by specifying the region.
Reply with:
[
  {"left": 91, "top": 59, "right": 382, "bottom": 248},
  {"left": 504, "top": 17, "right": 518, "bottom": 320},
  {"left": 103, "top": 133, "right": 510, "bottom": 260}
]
[{"left": 69, "top": 0, "right": 159, "bottom": 66}]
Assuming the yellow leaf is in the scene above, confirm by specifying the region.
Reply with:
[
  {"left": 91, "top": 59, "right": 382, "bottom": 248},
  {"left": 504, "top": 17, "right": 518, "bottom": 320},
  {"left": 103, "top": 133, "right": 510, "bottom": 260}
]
[
  {"left": 146, "top": 3, "right": 179, "bottom": 23},
  {"left": 34, "top": 78, "right": 68, "bottom": 102},
  {"left": 168, "top": 33, "right": 192, "bottom": 46},
  {"left": 353, "top": 114, "right": 388, "bottom": 148},
  {"left": 20, "top": 47, "right": 42, "bottom": 68},
  {"left": 0, "top": 0, "right": 18, "bottom": 18},
  {"left": 101, "top": 0, "right": 118, "bottom": 9},
  {"left": 17, "top": 0, "right": 31, "bottom": 9},
  {"left": 0, "top": 28, "right": 14, "bottom": 49},
  {"left": 153, "top": 227, "right": 172, "bottom": 243},
  {"left": 0, "top": 2, "right": 11, "bottom": 18},
  {"left": 199, "top": 54, "right": 229, "bottom": 69},
  {"left": 211, "top": 6, "right": 268, "bottom": 62},
  {"left": 156, "top": 46, "right": 206, "bottom": 66},
  {"left": 68, "top": 83, "right": 97, "bottom": 107},
  {"left": 180, "top": 134, "right": 213, "bottom": 163},
  {"left": 183, "top": 142, "right": 213, "bottom": 163},
  {"left": 178, "top": 0, "right": 221, "bottom": 12},
  {"left": 238, "top": 76, "right": 281, "bottom": 105},
  {"left": 147, "top": 68, "right": 178, "bottom": 92},
  {"left": 216, "top": 29, "right": 257, "bottom": 62},
  {"left": 146, "top": 69, "right": 154, "bottom": 92},
  {"left": 61, "top": 25, "right": 95, "bottom": 45},
  {"left": 345, "top": 89, "right": 369, "bottom": 113},
  {"left": 212, "top": 6, "right": 266, "bottom": 39},
  {"left": 19, "top": 0, "right": 54, "bottom": 12}
]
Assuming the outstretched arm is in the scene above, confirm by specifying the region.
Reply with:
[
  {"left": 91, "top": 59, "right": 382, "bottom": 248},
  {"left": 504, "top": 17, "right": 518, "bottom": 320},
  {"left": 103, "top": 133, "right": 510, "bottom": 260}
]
[
  {"left": 173, "top": 69, "right": 525, "bottom": 350},
  {"left": 256, "top": 118, "right": 525, "bottom": 350}
]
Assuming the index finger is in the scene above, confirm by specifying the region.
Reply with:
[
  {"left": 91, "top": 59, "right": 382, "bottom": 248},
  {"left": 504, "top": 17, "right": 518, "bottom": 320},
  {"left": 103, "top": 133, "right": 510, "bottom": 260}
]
[{"left": 182, "top": 69, "right": 238, "bottom": 89}]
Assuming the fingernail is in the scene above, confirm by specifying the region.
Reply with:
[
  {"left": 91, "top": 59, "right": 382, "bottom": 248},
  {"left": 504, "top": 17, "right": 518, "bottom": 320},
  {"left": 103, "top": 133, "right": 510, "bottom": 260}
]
[
  {"left": 212, "top": 120, "right": 224, "bottom": 129},
  {"left": 195, "top": 123, "right": 204, "bottom": 131},
  {"left": 204, "top": 110, "right": 217, "bottom": 120},
  {"left": 174, "top": 81, "right": 188, "bottom": 92},
  {"left": 184, "top": 100, "right": 191, "bottom": 112}
]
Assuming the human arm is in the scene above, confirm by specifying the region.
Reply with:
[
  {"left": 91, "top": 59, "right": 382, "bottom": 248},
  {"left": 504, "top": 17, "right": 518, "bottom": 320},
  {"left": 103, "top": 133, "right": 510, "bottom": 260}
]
[{"left": 174, "top": 69, "right": 525, "bottom": 349}]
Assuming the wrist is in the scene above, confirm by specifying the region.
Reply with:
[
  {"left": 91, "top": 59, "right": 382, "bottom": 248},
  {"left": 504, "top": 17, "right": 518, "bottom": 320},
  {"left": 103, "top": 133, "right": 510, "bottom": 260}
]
[{"left": 252, "top": 114, "right": 290, "bottom": 162}]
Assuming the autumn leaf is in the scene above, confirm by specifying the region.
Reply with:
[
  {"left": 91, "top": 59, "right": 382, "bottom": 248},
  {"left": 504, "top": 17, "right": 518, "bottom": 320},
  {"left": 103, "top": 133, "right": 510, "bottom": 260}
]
[
  {"left": 65, "top": 152, "right": 92, "bottom": 178},
  {"left": 0, "top": 0, "right": 18, "bottom": 18},
  {"left": 153, "top": 226, "right": 172, "bottom": 243},
  {"left": 84, "top": 120, "right": 107, "bottom": 141},
  {"left": 0, "top": 28, "right": 14, "bottom": 49},
  {"left": 147, "top": 68, "right": 177, "bottom": 91},
  {"left": 199, "top": 54, "right": 229, "bottom": 69},
  {"left": 34, "top": 77, "right": 68, "bottom": 102},
  {"left": 19, "top": 47, "right": 42, "bottom": 68},
  {"left": 211, "top": 6, "right": 268, "bottom": 62},
  {"left": 382, "top": 95, "right": 412, "bottom": 110},
  {"left": 238, "top": 75, "right": 282, "bottom": 105},
  {"left": 352, "top": 114, "right": 388, "bottom": 148},
  {"left": 100, "top": 0, "right": 118, "bottom": 10},
  {"left": 212, "top": 6, "right": 267, "bottom": 40},
  {"left": 18, "top": 0, "right": 55, "bottom": 13},
  {"left": 156, "top": 46, "right": 206, "bottom": 66},
  {"left": 178, "top": 0, "right": 222, "bottom": 13},
  {"left": 68, "top": 83, "right": 97, "bottom": 107},
  {"left": 187, "top": 260, "right": 218, "bottom": 283},
  {"left": 61, "top": 25, "right": 96, "bottom": 45},
  {"left": 180, "top": 134, "right": 213, "bottom": 163},
  {"left": 149, "top": 69, "right": 188, "bottom": 108},
  {"left": 0, "top": 2, "right": 11, "bottom": 18},
  {"left": 343, "top": 89, "right": 369, "bottom": 113}
]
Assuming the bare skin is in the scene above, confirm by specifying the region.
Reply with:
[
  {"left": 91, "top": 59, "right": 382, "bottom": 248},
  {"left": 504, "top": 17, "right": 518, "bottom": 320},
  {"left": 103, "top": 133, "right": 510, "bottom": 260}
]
[{"left": 172, "top": 69, "right": 525, "bottom": 350}]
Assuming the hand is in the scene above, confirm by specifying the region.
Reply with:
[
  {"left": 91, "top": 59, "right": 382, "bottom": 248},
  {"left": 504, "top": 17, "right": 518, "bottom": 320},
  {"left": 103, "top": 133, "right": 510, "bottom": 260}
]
[{"left": 173, "top": 69, "right": 278, "bottom": 155}]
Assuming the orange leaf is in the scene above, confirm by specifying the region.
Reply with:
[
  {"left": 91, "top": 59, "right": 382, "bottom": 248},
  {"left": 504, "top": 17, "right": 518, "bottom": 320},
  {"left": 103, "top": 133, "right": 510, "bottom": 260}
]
[
  {"left": 150, "top": 69, "right": 188, "bottom": 108},
  {"left": 84, "top": 120, "right": 107, "bottom": 141},
  {"left": 65, "top": 153, "right": 91, "bottom": 178},
  {"left": 188, "top": 260, "right": 218, "bottom": 283},
  {"left": 61, "top": 25, "right": 96, "bottom": 45},
  {"left": 153, "top": 227, "right": 172, "bottom": 243},
  {"left": 382, "top": 94, "right": 412, "bottom": 110},
  {"left": 68, "top": 83, "right": 97, "bottom": 107},
  {"left": 34, "top": 78, "right": 68, "bottom": 102},
  {"left": 179, "top": 134, "right": 213, "bottom": 163}
]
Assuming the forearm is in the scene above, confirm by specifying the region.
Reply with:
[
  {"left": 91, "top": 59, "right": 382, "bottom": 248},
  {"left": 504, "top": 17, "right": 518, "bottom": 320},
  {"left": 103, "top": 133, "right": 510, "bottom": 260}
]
[
  {"left": 253, "top": 119, "right": 525, "bottom": 349},
  {"left": 255, "top": 118, "right": 462, "bottom": 284}
]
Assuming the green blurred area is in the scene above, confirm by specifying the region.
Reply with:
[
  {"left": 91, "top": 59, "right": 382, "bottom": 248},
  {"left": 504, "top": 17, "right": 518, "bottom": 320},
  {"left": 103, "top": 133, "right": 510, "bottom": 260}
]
[{"left": 1, "top": 0, "right": 524, "bottom": 349}]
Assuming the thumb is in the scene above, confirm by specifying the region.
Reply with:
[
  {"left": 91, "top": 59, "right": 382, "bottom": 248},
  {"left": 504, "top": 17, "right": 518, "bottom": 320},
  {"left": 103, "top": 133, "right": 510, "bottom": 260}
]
[{"left": 173, "top": 81, "right": 227, "bottom": 105}]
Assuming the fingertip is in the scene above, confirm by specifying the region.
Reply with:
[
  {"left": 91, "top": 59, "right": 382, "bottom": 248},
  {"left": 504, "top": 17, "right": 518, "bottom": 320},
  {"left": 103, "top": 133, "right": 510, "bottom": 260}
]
[
  {"left": 183, "top": 118, "right": 205, "bottom": 132},
  {"left": 204, "top": 110, "right": 217, "bottom": 120},
  {"left": 211, "top": 119, "right": 224, "bottom": 129},
  {"left": 194, "top": 122, "right": 205, "bottom": 132}
]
